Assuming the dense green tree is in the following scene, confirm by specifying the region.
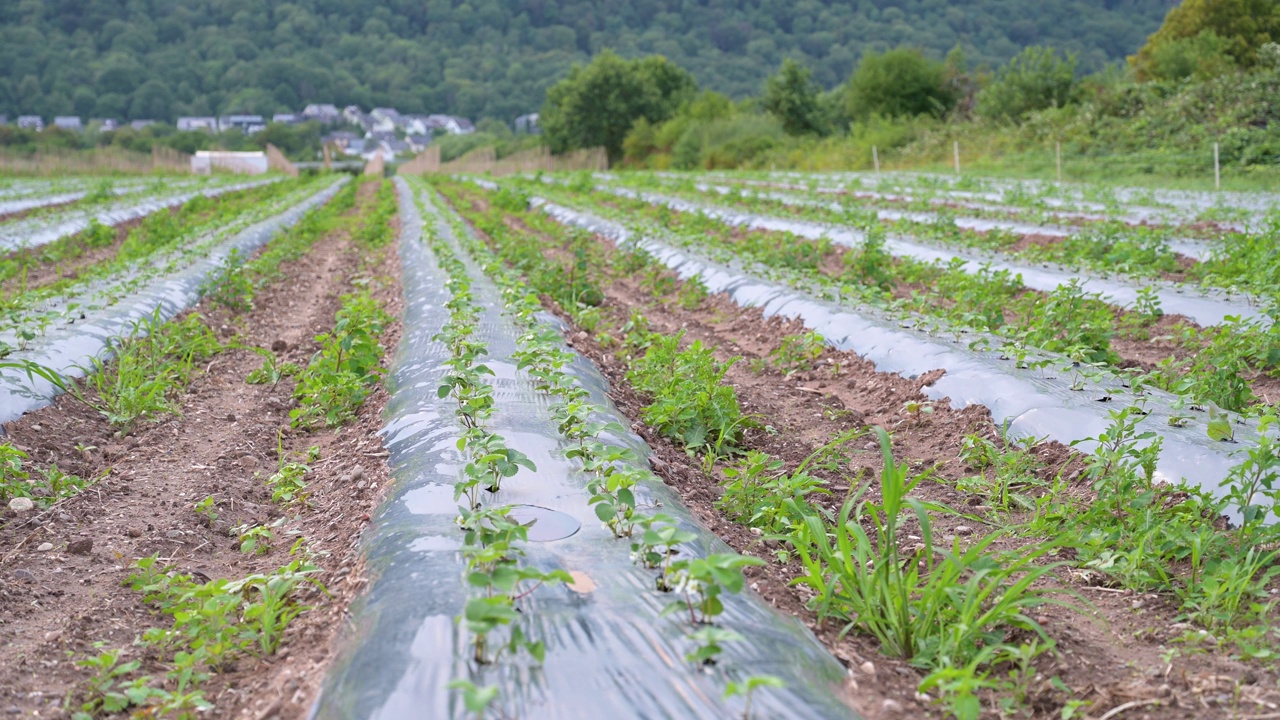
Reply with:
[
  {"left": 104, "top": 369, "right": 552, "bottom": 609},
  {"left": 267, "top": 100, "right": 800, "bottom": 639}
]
[
  {"left": 978, "top": 46, "right": 1079, "bottom": 120},
  {"left": 845, "top": 48, "right": 956, "bottom": 120},
  {"left": 541, "top": 50, "right": 695, "bottom": 162},
  {"left": 1131, "top": 0, "right": 1280, "bottom": 80},
  {"left": 761, "top": 58, "right": 825, "bottom": 136}
]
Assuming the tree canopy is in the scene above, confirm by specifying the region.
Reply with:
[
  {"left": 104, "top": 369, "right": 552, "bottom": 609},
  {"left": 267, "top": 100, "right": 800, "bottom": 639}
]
[
  {"left": 0, "top": 0, "right": 1177, "bottom": 124},
  {"left": 541, "top": 51, "right": 695, "bottom": 162},
  {"left": 846, "top": 49, "right": 956, "bottom": 120},
  {"left": 1131, "top": 0, "right": 1280, "bottom": 80},
  {"left": 761, "top": 59, "right": 825, "bottom": 136},
  {"left": 978, "top": 46, "right": 1079, "bottom": 120}
]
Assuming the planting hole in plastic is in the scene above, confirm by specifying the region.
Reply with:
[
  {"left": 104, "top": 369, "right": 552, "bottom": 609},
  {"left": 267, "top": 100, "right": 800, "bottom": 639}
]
[{"left": 508, "top": 504, "right": 581, "bottom": 541}]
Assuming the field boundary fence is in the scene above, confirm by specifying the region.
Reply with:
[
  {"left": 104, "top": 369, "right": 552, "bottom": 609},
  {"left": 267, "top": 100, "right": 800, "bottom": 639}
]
[
  {"left": 265, "top": 143, "right": 299, "bottom": 177},
  {"left": 0, "top": 145, "right": 193, "bottom": 175}
]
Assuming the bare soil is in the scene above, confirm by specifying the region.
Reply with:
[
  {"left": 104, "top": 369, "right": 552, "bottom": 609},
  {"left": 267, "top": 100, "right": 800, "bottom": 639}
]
[
  {"left": 0, "top": 181, "right": 403, "bottom": 719},
  {"left": 450, "top": 187, "right": 1280, "bottom": 720}
]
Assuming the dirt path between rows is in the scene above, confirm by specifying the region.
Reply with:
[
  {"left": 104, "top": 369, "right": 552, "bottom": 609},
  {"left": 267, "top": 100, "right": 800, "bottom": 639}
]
[
  {"left": 450, "top": 189, "right": 1279, "bottom": 720},
  {"left": 0, "top": 180, "right": 403, "bottom": 719}
]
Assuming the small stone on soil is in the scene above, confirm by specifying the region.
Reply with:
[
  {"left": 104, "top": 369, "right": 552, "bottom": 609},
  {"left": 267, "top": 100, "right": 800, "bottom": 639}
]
[
  {"left": 165, "top": 530, "right": 183, "bottom": 539},
  {"left": 859, "top": 661, "right": 876, "bottom": 677},
  {"left": 35, "top": 542, "right": 53, "bottom": 552},
  {"left": 67, "top": 539, "right": 93, "bottom": 555},
  {"left": 881, "top": 699, "right": 904, "bottom": 715},
  {"left": 271, "top": 339, "right": 288, "bottom": 352},
  {"left": 8, "top": 497, "right": 34, "bottom": 513},
  {"left": 126, "top": 527, "right": 143, "bottom": 538},
  {"left": 12, "top": 569, "right": 36, "bottom": 583},
  {"left": 955, "top": 525, "right": 973, "bottom": 536}
]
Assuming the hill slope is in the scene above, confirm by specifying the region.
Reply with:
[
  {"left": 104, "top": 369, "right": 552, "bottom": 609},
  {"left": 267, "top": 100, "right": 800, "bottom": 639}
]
[{"left": 0, "top": 0, "right": 1176, "bottom": 123}]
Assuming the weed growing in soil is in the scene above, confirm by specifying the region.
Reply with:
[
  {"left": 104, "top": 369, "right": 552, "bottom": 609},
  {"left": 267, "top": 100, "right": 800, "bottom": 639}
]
[
  {"left": 245, "top": 346, "right": 300, "bottom": 385},
  {"left": 790, "top": 429, "right": 1070, "bottom": 668},
  {"left": 68, "top": 547, "right": 323, "bottom": 718},
  {"left": 627, "top": 331, "right": 744, "bottom": 456},
  {"left": 292, "top": 289, "right": 391, "bottom": 428},
  {"left": 0, "top": 442, "right": 30, "bottom": 503},
  {"left": 769, "top": 331, "right": 826, "bottom": 374}
]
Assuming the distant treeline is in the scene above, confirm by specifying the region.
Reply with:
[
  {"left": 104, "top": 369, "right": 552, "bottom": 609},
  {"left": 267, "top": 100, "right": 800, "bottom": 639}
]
[{"left": 0, "top": 0, "right": 1174, "bottom": 124}]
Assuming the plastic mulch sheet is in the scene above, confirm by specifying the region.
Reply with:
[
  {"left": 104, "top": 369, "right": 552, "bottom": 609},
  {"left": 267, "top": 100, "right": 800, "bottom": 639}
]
[{"left": 310, "top": 179, "right": 860, "bottom": 720}]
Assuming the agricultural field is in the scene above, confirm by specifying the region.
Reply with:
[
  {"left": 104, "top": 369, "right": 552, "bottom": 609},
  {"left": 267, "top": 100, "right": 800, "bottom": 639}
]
[{"left": 2, "top": 166, "right": 1280, "bottom": 720}]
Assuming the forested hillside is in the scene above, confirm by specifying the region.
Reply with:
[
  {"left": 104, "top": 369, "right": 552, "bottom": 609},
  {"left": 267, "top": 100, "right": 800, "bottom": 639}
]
[{"left": 0, "top": 0, "right": 1176, "bottom": 123}]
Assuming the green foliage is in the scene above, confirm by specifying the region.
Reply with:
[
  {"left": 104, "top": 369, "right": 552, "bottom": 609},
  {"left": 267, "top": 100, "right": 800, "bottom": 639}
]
[
  {"left": 70, "top": 311, "right": 222, "bottom": 432},
  {"left": 761, "top": 59, "right": 825, "bottom": 136},
  {"left": 541, "top": 50, "right": 696, "bottom": 162},
  {"left": 724, "top": 675, "right": 786, "bottom": 719},
  {"left": 291, "top": 290, "right": 391, "bottom": 429},
  {"left": 0, "top": 442, "right": 29, "bottom": 504},
  {"left": 245, "top": 347, "right": 300, "bottom": 386},
  {"left": 977, "top": 46, "right": 1079, "bottom": 120},
  {"left": 788, "top": 428, "right": 1069, "bottom": 670},
  {"left": 1131, "top": 0, "right": 1280, "bottom": 79},
  {"left": 846, "top": 48, "right": 956, "bottom": 121},
  {"left": 626, "top": 331, "right": 744, "bottom": 455},
  {"left": 1142, "top": 30, "right": 1238, "bottom": 81}
]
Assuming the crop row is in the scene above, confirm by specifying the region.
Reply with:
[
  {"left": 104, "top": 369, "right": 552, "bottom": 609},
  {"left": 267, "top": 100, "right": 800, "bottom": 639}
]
[
  {"left": 709, "top": 170, "right": 1273, "bottom": 229},
  {"left": 443, "top": 176, "right": 1280, "bottom": 719},
  {"left": 0, "top": 177, "right": 326, "bottom": 352},
  {"left": 524, "top": 177, "right": 1280, "bottom": 425},
  {"left": 604, "top": 172, "right": 1280, "bottom": 298},
  {"left": 411, "top": 178, "right": 798, "bottom": 718}
]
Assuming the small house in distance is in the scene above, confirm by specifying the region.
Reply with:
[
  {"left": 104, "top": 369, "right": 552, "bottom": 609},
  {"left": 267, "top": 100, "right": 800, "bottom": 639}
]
[
  {"left": 17, "top": 115, "right": 43, "bottom": 131},
  {"left": 219, "top": 115, "right": 266, "bottom": 134},
  {"left": 191, "top": 150, "right": 269, "bottom": 175},
  {"left": 177, "top": 117, "right": 218, "bottom": 132},
  {"left": 302, "top": 104, "right": 341, "bottom": 124},
  {"left": 53, "top": 116, "right": 82, "bottom": 131},
  {"left": 515, "top": 113, "right": 540, "bottom": 134}
]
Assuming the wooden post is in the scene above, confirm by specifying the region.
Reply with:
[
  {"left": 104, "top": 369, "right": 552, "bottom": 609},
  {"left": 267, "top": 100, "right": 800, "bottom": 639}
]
[
  {"left": 1214, "top": 142, "right": 1221, "bottom": 191},
  {"left": 953, "top": 140, "right": 960, "bottom": 175},
  {"left": 1056, "top": 141, "right": 1062, "bottom": 182},
  {"left": 872, "top": 146, "right": 880, "bottom": 173}
]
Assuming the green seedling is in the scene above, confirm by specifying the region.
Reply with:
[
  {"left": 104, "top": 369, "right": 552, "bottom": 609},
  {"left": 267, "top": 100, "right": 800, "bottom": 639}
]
[
  {"left": 447, "top": 680, "right": 500, "bottom": 719},
  {"left": 245, "top": 346, "right": 300, "bottom": 385},
  {"left": 193, "top": 496, "right": 219, "bottom": 526},
  {"left": 266, "top": 462, "right": 309, "bottom": 504},
  {"left": 662, "top": 553, "right": 764, "bottom": 625},
  {"left": 724, "top": 675, "right": 786, "bottom": 720},
  {"left": 686, "top": 626, "right": 743, "bottom": 665},
  {"left": 769, "top": 331, "right": 825, "bottom": 374}
]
